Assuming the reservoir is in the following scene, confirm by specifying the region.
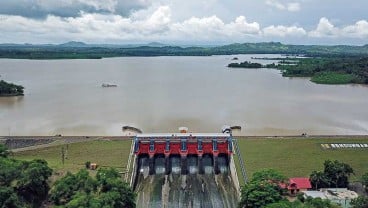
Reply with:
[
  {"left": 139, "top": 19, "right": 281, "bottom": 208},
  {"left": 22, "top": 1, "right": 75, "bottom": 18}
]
[{"left": 1, "top": 54, "right": 368, "bottom": 136}]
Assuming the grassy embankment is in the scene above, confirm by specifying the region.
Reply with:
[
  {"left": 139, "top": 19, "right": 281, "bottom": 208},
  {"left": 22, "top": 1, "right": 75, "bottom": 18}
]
[
  {"left": 13, "top": 140, "right": 132, "bottom": 175},
  {"left": 235, "top": 137, "right": 368, "bottom": 185},
  {"left": 13, "top": 137, "right": 368, "bottom": 186}
]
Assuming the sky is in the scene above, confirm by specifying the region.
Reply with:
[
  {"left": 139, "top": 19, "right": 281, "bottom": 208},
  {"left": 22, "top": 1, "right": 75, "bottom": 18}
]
[{"left": 0, "top": 0, "right": 367, "bottom": 45}]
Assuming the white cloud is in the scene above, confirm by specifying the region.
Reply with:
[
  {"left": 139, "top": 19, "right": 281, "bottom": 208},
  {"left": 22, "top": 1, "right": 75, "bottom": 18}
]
[
  {"left": 171, "top": 15, "right": 260, "bottom": 40},
  {"left": 309, "top": 17, "right": 338, "bottom": 37},
  {"left": 0, "top": 5, "right": 367, "bottom": 43},
  {"left": 309, "top": 17, "right": 368, "bottom": 39},
  {"left": 263, "top": 25, "right": 306, "bottom": 37},
  {"left": 265, "top": 0, "right": 300, "bottom": 12},
  {"left": 341, "top": 20, "right": 368, "bottom": 38}
]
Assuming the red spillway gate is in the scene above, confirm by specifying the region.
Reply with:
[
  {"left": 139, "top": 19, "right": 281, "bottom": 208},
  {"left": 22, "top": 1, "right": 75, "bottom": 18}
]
[{"left": 133, "top": 133, "right": 233, "bottom": 175}]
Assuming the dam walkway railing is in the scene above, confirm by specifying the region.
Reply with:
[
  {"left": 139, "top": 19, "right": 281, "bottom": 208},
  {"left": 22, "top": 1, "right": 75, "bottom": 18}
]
[{"left": 233, "top": 138, "right": 248, "bottom": 184}]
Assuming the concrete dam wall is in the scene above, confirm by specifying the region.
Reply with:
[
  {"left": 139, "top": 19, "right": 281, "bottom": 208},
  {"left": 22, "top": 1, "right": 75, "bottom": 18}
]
[{"left": 131, "top": 133, "right": 240, "bottom": 208}]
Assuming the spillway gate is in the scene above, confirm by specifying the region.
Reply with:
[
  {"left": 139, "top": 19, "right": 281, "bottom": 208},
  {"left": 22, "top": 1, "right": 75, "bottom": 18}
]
[{"left": 129, "top": 133, "right": 241, "bottom": 208}]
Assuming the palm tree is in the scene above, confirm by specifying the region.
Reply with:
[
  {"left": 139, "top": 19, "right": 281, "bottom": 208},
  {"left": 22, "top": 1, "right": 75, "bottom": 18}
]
[{"left": 310, "top": 171, "right": 328, "bottom": 190}]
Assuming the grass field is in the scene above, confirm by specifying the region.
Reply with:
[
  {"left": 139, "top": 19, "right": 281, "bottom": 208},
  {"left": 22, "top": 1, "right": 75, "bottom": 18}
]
[
  {"left": 235, "top": 137, "right": 368, "bottom": 185},
  {"left": 13, "top": 140, "right": 132, "bottom": 174}
]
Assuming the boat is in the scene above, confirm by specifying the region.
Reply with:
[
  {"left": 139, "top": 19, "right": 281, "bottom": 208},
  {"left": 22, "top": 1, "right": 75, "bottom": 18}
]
[{"left": 101, "top": 83, "right": 117, "bottom": 87}]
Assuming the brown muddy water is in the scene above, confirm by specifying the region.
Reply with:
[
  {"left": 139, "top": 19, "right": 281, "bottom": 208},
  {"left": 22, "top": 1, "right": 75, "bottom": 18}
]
[{"left": 1, "top": 55, "right": 368, "bottom": 136}]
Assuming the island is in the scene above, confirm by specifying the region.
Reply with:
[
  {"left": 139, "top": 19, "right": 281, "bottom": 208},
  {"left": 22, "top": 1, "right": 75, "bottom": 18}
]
[
  {"left": 0, "top": 80, "right": 24, "bottom": 96},
  {"left": 227, "top": 61, "right": 276, "bottom": 68},
  {"left": 228, "top": 56, "right": 368, "bottom": 85}
]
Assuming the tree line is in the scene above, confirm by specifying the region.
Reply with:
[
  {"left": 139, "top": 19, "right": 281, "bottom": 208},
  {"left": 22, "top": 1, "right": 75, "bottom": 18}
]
[
  {"left": 0, "top": 144, "right": 136, "bottom": 208},
  {"left": 239, "top": 160, "right": 368, "bottom": 208}
]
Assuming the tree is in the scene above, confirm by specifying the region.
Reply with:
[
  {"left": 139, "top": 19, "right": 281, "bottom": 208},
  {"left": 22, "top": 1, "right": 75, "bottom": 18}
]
[
  {"left": 350, "top": 196, "right": 368, "bottom": 208},
  {"left": 0, "top": 144, "right": 10, "bottom": 158},
  {"left": 0, "top": 158, "right": 22, "bottom": 186},
  {"left": 50, "top": 169, "right": 97, "bottom": 205},
  {"left": 362, "top": 172, "right": 368, "bottom": 193},
  {"left": 0, "top": 187, "right": 23, "bottom": 208},
  {"left": 50, "top": 168, "right": 136, "bottom": 208},
  {"left": 239, "top": 169, "right": 286, "bottom": 208},
  {"left": 16, "top": 159, "right": 53, "bottom": 207},
  {"left": 323, "top": 160, "right": 354, "bottom": 188},
  {"left": 310, "top": 171, "right": 329, "bottom": 190}
]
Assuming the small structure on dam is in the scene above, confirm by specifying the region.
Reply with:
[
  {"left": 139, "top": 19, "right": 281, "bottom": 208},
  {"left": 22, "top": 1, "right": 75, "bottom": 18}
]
[{"left": 130, "top": 129, "right": 241, "bottom": 208}]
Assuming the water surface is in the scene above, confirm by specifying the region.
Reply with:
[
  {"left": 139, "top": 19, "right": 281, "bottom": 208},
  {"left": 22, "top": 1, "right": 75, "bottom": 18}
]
[{"left": 1, "top": 55, "right": 367, "bottom": 136}]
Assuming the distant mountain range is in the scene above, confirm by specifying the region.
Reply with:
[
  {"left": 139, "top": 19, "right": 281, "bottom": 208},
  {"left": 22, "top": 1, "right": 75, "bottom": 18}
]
[
  {"left": 0, "top": 41, "right": 367, "bottom": 59},
  {"left": 0, "top": 41, "right": 170, "bottom": 48}
]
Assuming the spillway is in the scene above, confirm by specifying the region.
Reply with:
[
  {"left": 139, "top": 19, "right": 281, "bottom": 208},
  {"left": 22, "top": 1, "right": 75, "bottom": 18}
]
[{"left": 130, "top": 133, "right": 241, "bottom": 208}]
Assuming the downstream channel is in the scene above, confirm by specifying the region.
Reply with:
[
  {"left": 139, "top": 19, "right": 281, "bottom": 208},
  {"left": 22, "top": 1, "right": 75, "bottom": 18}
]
[{"left": 134, "top": 155, "right": 238, "bottom": 208}]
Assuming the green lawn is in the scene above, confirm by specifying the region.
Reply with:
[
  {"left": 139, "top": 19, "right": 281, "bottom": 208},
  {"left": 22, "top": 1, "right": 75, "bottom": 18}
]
[
  {"left": 236, "top": 137, "right": 368, "bottom": 184},
  {"left": 13, "top": 140, "right": 132, "bottom": 174}
]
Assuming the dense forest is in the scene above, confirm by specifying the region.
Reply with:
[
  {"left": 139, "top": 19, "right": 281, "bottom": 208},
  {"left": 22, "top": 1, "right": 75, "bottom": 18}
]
[
  {"left": 1, "top": 42, "right": 368, "bottom": 59},
  {"left": 0, "top": 144, "right": 136, "bottom": 208},
  {"left": 279, "top": 57, "right": 368, "bottom": 84},
  {"left": 228, "top": 56, "right": 368, "bottom": 85},
  {"left": 0, "top": 80, "right": 24, "bottom": 96}
]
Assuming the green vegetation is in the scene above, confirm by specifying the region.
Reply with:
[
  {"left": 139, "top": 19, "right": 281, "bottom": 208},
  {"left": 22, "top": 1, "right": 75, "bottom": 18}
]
[
  {"left": 0, "top": 80, "right": 24, "bottom": 96},
  {"left": 236, "top": 137, "right": 368, "bottom": 183},
  {"left": 310, "top": 72, "right": 356, "bottom": 84},
  {"left": 228, "top": 61, "right": 276, "bottom": 68},
  {"left": 229, "top": 56, "right": 368, "bottom": 85},
  {"left": 50, "top": 168, "right": 135, "bottom": 208},
  {"left": 239, "top": 169, "right": 340, "bottom": 208},
  {"left": 14, "top": 140, "right": 132, "bottom": 173},
  {"left": 310, "top": 160, "right": 354, "bottom": 189},
  {"left": 2, "top": 142, "right": 136, "bottom": 207},
  {"left": 265, "top": 198, "right": 340, "bottom": 208},
  {"left": 239, "top": 169, "right": 286, "bottom": 208},
  {"left": 350, "top": 196, "right": 368, "bottom": 208},
  {"left": 0, "top": 144, "right": 53, "bottom": 207},
  {"left": 279, "top": 57, "right": 368, "bottom": 84},
  {"left": 362, "top": 172, "right": 368, "bottom": 192},
  {"left": 1, "top": 42, "right": 368, "bottom": 59}
]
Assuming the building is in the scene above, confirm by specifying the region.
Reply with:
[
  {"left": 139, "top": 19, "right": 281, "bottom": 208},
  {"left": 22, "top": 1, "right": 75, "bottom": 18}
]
[
  {"left": 280, "top": 177, "right": 312, "bottom": 195},
  {"left": 303, "top": 188, "right": 359, "bottom": 208}
]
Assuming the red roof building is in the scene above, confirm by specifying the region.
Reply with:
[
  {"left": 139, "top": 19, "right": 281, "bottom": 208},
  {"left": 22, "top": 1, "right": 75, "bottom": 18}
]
[{"left": 280, "top": 177, "right": 312, "bottom": 195}]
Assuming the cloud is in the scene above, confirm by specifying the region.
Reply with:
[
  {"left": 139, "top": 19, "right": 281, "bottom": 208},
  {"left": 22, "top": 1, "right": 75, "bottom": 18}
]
[
  {"left": 309, "top": 17, "right": 338, "bottom": 37},
  {"left": 309, "top": 17, "right": 368, "bottom": 39},
  {"left": 171, "top": 15, "right": 261, "bottom": 40},
  {"left": 0, "top": 0, "right": 153, "bottom": 18},
  {"left": 0, "top": 5, "right": 367, "bottom": 44},
  {"left": 263, "top": 25, "right": 306, "bottom": 37},
  {"left": 341, "top": 20, "right": 368, "bottom": 38},
  {"left": 265, "top": 0, "right": 300, "bottom": 12}
]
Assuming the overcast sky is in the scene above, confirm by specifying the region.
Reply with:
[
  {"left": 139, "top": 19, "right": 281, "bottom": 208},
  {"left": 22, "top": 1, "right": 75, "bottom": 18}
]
[{"left": 0, "top": 0, "right": 367, "bottom": 45}]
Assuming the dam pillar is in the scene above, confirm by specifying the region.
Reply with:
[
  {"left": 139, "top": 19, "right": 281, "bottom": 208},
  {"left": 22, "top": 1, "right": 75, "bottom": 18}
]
[
  {"left": 213, "top": 155, "right": 220, "bottom": 175},
  {"left": 165, "top": 156, "right": 171, "bottom": 175},
  {"left": 149, "top": 155, "right": 155, "bottom": 175},
  {"left": 198, "top": 155, "right": 204, "bottom": 174},
  {"left": 181, "top": 156, "right": 188, "bottom": 175}
]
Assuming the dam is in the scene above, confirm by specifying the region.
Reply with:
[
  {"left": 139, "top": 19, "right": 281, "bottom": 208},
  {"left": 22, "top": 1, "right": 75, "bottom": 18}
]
[{"left": 129, "top": 130, "right": 241, "bottom": 208}]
